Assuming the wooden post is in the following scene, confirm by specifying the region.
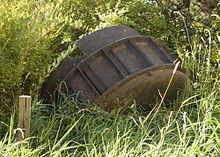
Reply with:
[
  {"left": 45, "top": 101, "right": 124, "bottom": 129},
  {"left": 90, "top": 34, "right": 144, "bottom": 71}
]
[{"left": 18, "top": 95, "right": 31, "bottom": 141}]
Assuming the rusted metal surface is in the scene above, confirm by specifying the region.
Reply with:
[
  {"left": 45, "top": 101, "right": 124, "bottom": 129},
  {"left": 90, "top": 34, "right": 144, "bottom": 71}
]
[
  {"left": 41, "top": 26, "right": 190, "bottom": 110},
  {"left": 76, "top": 25, "right": 140, "bottom": 55},
  {"left": 41, "top": 56, "right": 85, "bottom": 103},
  {"left": 96, "top": 65, "right": 188, "bottom": 111}
]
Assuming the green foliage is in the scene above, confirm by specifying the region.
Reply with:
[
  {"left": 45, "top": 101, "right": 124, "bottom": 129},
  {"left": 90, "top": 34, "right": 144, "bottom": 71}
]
[
  {"left": 1, "top": 26, "right": 219, "bottom": 156},
  {"left": 0, "top": 0, "right": 219, "bottom": 155},
  {"left": 0, "top": 0, "right": 67, "bottom": 116},
  {"left": 0, "top": 46, "right": 219, "bottom": 155}
]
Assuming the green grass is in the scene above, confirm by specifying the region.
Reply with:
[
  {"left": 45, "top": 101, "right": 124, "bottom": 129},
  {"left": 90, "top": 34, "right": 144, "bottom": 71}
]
[{"left": 0, "top": 33, "right": 219, "bottom": 156}]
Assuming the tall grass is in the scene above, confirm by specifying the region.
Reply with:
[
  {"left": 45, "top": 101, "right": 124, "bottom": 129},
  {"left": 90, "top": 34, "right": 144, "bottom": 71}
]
[{"left": 0, "top": 32, "right": 219, "bottom": 157}]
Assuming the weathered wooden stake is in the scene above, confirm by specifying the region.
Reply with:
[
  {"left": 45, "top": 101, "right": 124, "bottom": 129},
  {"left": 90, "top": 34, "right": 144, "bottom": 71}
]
[{"left": 18, "top": 95, "right": 31, "bottom": 141}]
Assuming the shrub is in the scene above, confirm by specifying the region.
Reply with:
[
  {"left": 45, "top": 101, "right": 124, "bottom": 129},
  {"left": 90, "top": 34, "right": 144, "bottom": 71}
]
[{"left": 0, "top": 0, "right": 67, "bottom": 118}]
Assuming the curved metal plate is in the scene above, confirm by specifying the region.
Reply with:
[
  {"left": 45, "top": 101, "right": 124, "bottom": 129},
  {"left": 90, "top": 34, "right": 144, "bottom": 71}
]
[
  {"left": 96, "top": 64, "right": 189, "bottom": 111},
  {"left": 76, "top": 25, "right": 140, "bottom": 55},
  {"left": 41, "top": 56, "right": 86, "bottom": 103}
]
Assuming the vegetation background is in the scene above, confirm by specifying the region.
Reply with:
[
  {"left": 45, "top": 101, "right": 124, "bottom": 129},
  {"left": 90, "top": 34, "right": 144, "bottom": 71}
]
[{"left": 0, "top": 0, "right": 219, "bottom": 156}]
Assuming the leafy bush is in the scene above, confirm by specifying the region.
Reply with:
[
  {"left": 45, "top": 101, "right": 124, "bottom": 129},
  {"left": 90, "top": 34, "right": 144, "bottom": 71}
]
[{"left": 0, "top": 0, "right": 67, "bottom": 117}]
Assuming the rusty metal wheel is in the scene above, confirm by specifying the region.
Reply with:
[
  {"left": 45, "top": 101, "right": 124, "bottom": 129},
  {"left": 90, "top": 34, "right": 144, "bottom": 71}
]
[{"left": 41, "top": 26, "right": 191, "bottom": 110}]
